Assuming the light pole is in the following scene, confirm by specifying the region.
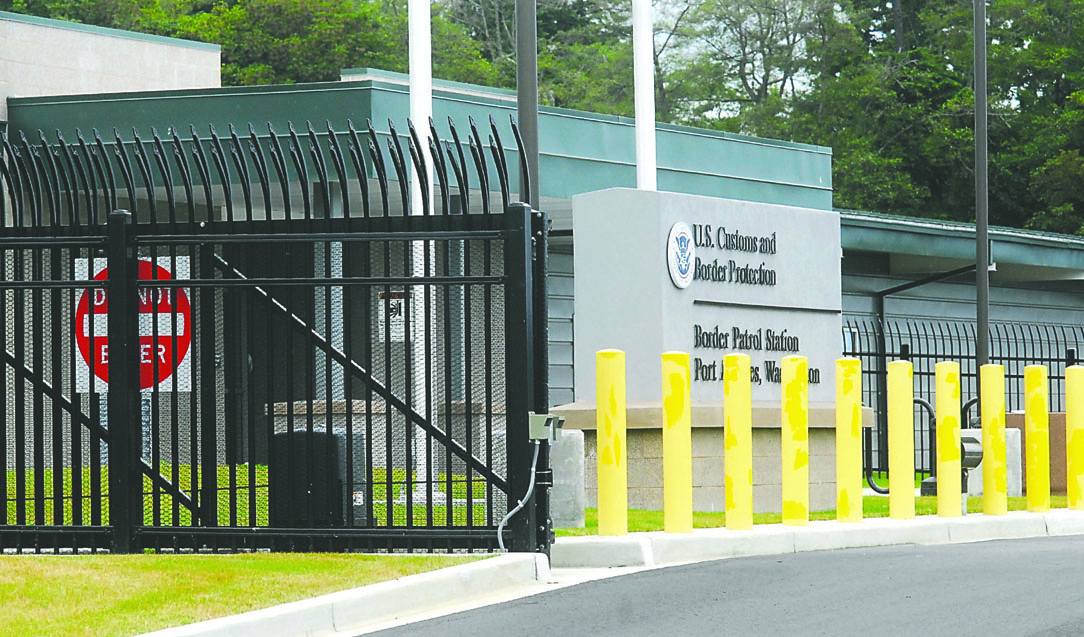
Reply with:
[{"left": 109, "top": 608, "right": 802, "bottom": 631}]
[
  {"left": 975, "top": 0, "right": 989, "bottom": 367},
  {"left": 516, "top": 0, "right": 539, "bottom": 208}
]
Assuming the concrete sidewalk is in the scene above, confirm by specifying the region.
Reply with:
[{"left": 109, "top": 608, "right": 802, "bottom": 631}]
[{"left": 144, "top": 509, "right": 1084, "bottom": 637}]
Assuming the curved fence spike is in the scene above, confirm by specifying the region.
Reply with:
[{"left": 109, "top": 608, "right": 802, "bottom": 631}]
[
  {"left": 170, "top": 128, "right": 196, "bottom": 225},
  {"left": 92, "top": 129, "right": 118, "bottom": 213},
  {"left": 428, "top": 118, "right": 450, "bottom": 216},
  {"left": 286, "top": 123, "right": 310, "bottom": 221},
  {"left": 0, "top": 132, "right": 19, "bottom": 226},
  {"left": 468, "top": 117, "right": 493, "bottom": 214},
  {"left": 430, "top": 137, "right": 450, "bottom": 216},
  {"left": 406, "top": 119, "right": 430, "bottom": 216},
  {"left": 228, "top": 124, "right": 253, "bottom": 223},
  {"left": 61, "top": 131, "right": 93, "bottom": 227},
  {"left": 488, "top": 116, "right": 510, "bottom": 210},
  {"left": 267, "top": 123, "right": 292, "bottom": 220},
  {"left": 190, "top": 125, "right": 215, "bottom": 226},
  {"left": 131, "top": 129, "right": 159, "bottom": 225},
  {"left": 366, "top": 119, "right": 389, "bottom": 216},
  {"left": 386, "top": 120, "right": 410, "bottom": 215},
  {"left": 112, "top": 128, "right": 137, "bottom": 219},
  {"left": 247, "top": 124, "right": 272, "bottom": 222},
  {"left": 510, "top": 115, "right": 530, "bottom": 206},
  {"left": 346, "top": 120, "right": 371, "bottom": 218},
  {"left": 53, "top": 131, "right": 78, "bottom": 227},
  {"left": 151, "top": 128, "right": 177, "bottom": 226},
  {"left": 19, "top": 132, "right": 44, "bottom": 227},
  {"left": 208, "top": 125, "right": 234, "bottom": 223},
  {"left": 35, "top": 131, "right": 61, "bottom": 227},
  {"left": 488, "top": 135, "right": 509, "bottom": 212},
  {"left": 326, "top": 122, "right": 351, "bottom": 219},
  {"left": 448, "top": 117, "right": 469, "bottom": 214},
  {"left": 306, "top": 121, "right": 331, "bottom": 220},
  {"left": 468, "top": 135, "right": 489, "bottom": 215}
]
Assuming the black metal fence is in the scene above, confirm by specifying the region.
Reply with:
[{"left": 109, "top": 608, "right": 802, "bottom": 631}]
[
  {"left": 0, "top": 116, "right": 550, "bottom": 553},
  {"left": 844, "top": 317, "right": 1084, "bottom": 479}
]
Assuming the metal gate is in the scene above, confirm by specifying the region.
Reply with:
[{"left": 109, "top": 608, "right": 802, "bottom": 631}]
[{"left": 0, "top": 117, "right": 550, "bottom": 553}]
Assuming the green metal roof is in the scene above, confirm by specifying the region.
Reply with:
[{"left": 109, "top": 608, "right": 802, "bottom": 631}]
[
  {"left": 7, "top": 69, "right": 833, "bottom": 211},
  {"left": 0, "top": 10, "right": 220, "bottom": 51},
  {"left": 840, "top": 209, "right": 1084, "bottom": 271}
]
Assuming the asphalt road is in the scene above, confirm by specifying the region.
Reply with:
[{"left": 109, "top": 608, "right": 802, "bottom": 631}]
[{"left": 371, "top": 536, "right": 1084, "bottom": 636}]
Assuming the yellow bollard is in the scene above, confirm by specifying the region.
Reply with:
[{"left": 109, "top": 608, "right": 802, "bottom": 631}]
[
  {"left": 982, "top": 364, "right": 1007, "bottom": 516},
  {"left": 662, "top": 352, "right": 693, "bottom": 533},
  {"left": 781, "top": 356, "right": 809, "bottom": 526},
  {"left": 724, "top": 353, "right": 753, "bottom": 530},
  {"left": 888, "top": 360, "right": 915, "bottom": 520},
  {"left": 835, "top": 358, "right": 863, "bottom": 523},
  {"left": 1067, "top": 366, "right": 1084, "bottom": 510},
  {"left": 935, "top": 361, "right": 962, "bottom": 517},
  {"left": 596, "top": 349, "right": 628, "bottom": 536},
  {"left": 1025, "top": 365, "right": 1050, "bottom": 512}
]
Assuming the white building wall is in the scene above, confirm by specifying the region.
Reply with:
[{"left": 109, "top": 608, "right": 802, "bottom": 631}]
[{"left": 0, "top": 11, "right": 220, "bottom": 121}]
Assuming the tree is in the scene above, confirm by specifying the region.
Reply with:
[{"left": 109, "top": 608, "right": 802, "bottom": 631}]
[{"left": 664, "top": 0, "right": 833, "bottom": 133}]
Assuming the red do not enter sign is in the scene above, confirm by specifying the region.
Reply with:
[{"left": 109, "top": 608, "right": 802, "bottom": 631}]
[{"left": 75, "top": 258, "right": 192, "bottom": 392}]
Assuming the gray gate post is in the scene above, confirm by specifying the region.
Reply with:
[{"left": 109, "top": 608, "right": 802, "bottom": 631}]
[{"left": 107, "top": 210, "right": 141, "bottom": 553}]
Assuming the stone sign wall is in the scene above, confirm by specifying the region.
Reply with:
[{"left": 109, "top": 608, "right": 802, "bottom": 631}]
[{"left": 572, "top": 188, "right": 843, "bottom": 405}]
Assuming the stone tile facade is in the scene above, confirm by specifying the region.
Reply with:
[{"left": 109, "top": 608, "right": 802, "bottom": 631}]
[{"left": 561, "top": 401, "right": 874, "bottom": 515}]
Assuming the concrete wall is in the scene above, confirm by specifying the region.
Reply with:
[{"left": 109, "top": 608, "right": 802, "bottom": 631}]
[{"left": 0, "top": 11, "right": 219, "bottom": 121}]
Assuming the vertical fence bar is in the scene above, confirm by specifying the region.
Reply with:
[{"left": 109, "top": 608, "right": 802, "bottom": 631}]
[
  {"left": 982, "top": 364, "right": 1007, "bottom": 515},
  {"left": 936, "top": 361, "right": 962, "bottom": 517},
  {"left": 836, "top": 358, "right": 862, "bottom": 522},
  {"left": 503, "top": 204, "right": 537, "bottom": 551},
  {"left": 0, "top": 243, "right": 8, "bottom": 528},
  {"left": 1067, "top": 365, "right": 1084, "bottom": 510},
  {"left": 31, "top": 236, "right": 43, "bottom": 525},
  {"left": 724, "top": 353, "right": 753, "bottom": 530},
  {"left": 50, "top": 242, "right": 63, "bottom": 524},
  {"left": 107, "top": 210, "right": 140, "bottom": 553},
  {"left": 781, "top": 355, "right": 808, "bottom": 526},
  {"left": 1025, "top": 365, "right": 1050, "bottom": 512},
  {"left": 661, "top": 351, "right": 691, "bottom": 534},
  {"left": 199, "top": 239, "right": 218, "bottom": 527},
  {"left": 874, "top": 313, "right": 889, "bottom": 475},
  {"left": 888, "top": 360, "right": 914, "bottom": 519}
]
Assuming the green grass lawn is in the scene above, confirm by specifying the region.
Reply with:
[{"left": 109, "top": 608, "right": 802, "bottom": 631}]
[
  {"left": 556, "top": 495, "right": 1071, "bottom": 536},
  {"left": 867, "top": 471, "right": 925, "bottom": 489},
  {"left": 0, "top": 552, "right": 484, "bottom": 637}
]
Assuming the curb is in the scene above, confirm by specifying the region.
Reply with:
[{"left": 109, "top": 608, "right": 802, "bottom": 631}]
[
  {"left": 142, "top": 553, "right": 549, "bottom": 637},
  {"left": 551, "top": 509, "right": 1084, "bottom": 568}
]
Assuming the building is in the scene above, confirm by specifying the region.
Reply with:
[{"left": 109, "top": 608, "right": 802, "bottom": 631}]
[{"left": 4, "top": 11, "right": 1084, "bottom": 516}]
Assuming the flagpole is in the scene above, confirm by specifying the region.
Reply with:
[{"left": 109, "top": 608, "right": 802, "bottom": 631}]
[{"left": 632, "top": 0, "right": 657, "bottom": 190}]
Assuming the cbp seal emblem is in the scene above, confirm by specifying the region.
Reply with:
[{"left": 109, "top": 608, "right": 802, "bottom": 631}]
[{"left": 667, "top": 222, "right": 695, "bottom": 289}]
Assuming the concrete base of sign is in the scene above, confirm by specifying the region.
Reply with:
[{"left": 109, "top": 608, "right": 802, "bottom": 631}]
[
  {"left": 966, "top": 427, "right": 1023, "bottom": 498},
  {"left": 551, "top": 430, "right": 586, "bottom": 528},
  {"left": 553, "top": 401, "right": 873, "bottom": 515}
]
